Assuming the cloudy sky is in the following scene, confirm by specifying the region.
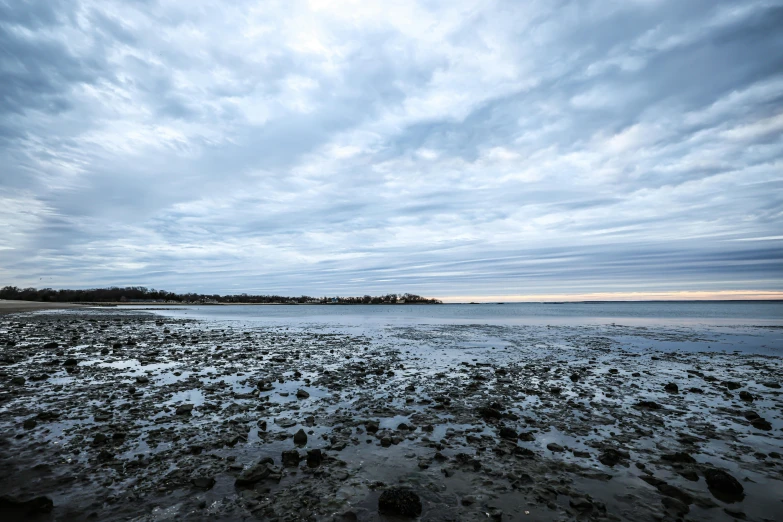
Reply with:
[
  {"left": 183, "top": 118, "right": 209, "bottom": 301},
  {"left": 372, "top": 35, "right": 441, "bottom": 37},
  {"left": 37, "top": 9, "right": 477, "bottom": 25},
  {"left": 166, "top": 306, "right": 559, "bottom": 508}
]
[{"left": 1, "top": 0, "right": 782, "bottom": 301}]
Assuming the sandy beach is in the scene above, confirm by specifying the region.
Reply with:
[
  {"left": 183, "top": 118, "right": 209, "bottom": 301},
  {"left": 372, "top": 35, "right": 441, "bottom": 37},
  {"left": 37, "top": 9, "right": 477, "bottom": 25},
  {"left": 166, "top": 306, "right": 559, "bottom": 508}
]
[
  {"left": 0, "top": 306, "right": 781, "bottom": 521},
  {"left": 0, "top": 300, "right": 86, "bottom": 316}
]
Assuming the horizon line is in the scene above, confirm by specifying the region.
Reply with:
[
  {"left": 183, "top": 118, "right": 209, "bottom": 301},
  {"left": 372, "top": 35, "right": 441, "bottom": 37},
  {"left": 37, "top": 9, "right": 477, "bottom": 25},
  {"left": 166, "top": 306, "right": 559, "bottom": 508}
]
[{"left": 435, "top": 290, "right": 783, "bottom": 303}]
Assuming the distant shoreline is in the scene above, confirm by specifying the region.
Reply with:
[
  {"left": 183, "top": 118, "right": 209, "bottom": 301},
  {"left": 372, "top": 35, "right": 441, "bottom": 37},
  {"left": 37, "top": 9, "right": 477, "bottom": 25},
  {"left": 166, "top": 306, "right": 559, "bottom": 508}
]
[{"left": 1, "top": 299, "right": 780, "bottom": 316}]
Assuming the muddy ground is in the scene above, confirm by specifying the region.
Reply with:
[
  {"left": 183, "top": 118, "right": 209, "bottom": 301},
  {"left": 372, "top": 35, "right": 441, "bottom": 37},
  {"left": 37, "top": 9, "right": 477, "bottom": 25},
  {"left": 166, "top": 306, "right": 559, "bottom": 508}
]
[{"left": 0, "top": 310, "right": 781, "bottom": 521}]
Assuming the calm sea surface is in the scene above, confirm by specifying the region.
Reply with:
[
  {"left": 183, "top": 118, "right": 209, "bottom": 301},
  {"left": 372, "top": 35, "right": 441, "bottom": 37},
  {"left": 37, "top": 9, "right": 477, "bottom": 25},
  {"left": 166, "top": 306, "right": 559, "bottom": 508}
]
[{"left": 122, "top": 301, "right": 783, "bottom": 327}]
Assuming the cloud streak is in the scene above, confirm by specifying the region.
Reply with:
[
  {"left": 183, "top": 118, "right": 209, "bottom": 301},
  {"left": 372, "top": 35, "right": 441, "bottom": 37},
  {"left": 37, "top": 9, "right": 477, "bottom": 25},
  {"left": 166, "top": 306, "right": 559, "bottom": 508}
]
[{"left": 1, "top": 0, "right": 782, "bottom": 299}]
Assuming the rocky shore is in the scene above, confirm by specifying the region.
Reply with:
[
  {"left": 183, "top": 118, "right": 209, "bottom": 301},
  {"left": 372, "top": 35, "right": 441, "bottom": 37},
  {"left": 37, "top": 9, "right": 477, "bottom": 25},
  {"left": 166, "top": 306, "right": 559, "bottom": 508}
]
[{"left": 0, "top": 310, "right": 781, "bottom": 521}]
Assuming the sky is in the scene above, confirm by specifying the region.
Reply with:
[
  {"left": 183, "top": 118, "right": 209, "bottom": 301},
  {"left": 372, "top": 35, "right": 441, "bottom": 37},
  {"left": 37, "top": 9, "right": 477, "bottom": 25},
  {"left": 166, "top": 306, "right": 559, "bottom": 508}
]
[{"left": 1, "top": 0, "right": 782, "bottom": 302}]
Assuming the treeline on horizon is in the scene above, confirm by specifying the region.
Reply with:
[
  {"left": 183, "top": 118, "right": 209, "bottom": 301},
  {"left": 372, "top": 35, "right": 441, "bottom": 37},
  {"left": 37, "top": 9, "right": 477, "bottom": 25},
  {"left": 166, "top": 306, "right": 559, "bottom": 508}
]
[{"left": 0, "top": 286, "right": 442, "bottom": 305}]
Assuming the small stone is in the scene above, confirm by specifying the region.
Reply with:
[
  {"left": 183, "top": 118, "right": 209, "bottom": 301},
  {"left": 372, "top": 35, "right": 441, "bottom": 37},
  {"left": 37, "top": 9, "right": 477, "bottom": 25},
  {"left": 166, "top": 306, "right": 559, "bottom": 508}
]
[
  {"left": 751, "top": 417, "right": 772, "bottom": 431},
  {"left": 11, "top": 377, "right": 25, "bottom": 385},
  {"left": 478, "top": 406, "right": 502, "bottom": 420},
  {"left": 662, "top": 496, "right": 689, "bottom": 516},
  {"left": 235, "top": 461, "right": 272, "bottom": 486},
  {"left": 191, "top": 477, "right": 215, "bottom": 489},
  {"left": 306, "top": 449, "right": 322, "bottom": 467},
  {"left": 738, "top": 391, "right": 754, "bottom": 402},
  {"left": 570, "top": 373, "right": 580, "bottom": 382},
  {"left": 598, "top": 448, "right": 626, "bottom": 466},
  {"left": 661, "top": 452, "right": 696, "bottom": 464},
  {"left": 293, "top": 428, "right": 307, "bottom": 445},
  {"left": 63, "top": 358, "right": 78, "bottom": 367},
  {"left": 704, "top": 468, "right": 744, "bottom": 502},
  {"left": 380, "top": 436, "right": 392, "bottom": 447},
  {"left": 23, "top": 419, "right": 37, "bottom": 430},
  {"left": 176, "top": 404, "right": 194, "bottom": 415},
  {"left": 97, "top": 450, "right": 114, "bottom": 461},
  {"left": 664, "top": 383, "right": 678, "bottom": 393},
  {"left": 282, "top": 450, "right": 301, "bottom": 467},
  {"left": 135, "top": 376, "right": 150, "bottom": 384},
  {"left": 378, "top": 487, "right": 422, "bottom": 518},
  {"left": 546, "top": 443, "right": 564, "bottom": 452},
  {"left": 296, "top": 389, "right": 310, "bottom": 399},
  {"left": 499, "top": 427, "right": 517, "bottom": 440}
]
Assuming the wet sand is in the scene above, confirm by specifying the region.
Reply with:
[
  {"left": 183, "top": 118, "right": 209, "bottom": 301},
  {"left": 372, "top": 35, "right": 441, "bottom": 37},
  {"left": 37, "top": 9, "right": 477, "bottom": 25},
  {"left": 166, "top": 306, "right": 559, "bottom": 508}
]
[
  {"left": 0, "top": 301, "right": 85, "bottom": 316},
  {"left": 0, "top": 309, "right": 781, "bottom": 521}
]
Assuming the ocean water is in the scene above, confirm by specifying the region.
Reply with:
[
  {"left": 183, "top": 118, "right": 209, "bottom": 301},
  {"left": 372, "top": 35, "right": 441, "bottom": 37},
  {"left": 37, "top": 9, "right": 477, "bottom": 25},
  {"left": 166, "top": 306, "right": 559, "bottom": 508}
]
[
  {"left": 122, "top": 301, "right": 783, "bottom": 326},
  {"left": 119, "top": 301, "right": 783, "bottom": 356}
]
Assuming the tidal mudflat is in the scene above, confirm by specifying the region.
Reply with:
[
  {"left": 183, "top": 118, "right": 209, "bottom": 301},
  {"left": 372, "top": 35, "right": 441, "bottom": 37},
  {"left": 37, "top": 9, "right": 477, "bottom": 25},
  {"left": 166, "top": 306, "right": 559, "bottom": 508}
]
[{"left": 1, "top": 307, "right": 781, "bottom": 521}]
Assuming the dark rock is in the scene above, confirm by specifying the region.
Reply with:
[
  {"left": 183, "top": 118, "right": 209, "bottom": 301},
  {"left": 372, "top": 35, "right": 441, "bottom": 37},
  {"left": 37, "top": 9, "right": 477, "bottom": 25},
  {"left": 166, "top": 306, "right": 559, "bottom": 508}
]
[
  {"left": 662, "top": 496, "right": 690, "bottom": 516},
  {"left": 499, "top": 427, "right": 517, "bottom": 440},
  {"left": 97, "top": 450, "right": 114, "bottom": 462},
  {"left": 10, "top": 377, "right": 25, "bottom": 385},
  {"left": 723, "top": 381, "right": 741, "bottom": 390},
  {"left": 598, "top": 448, "right": 626, "bottom": 466},
  {"left": 761, "top": 381, "right": 781, "bottom": 389},
  {"left": 570, "top": 373, "right": 580, "bottom": 382},
  {"left": 546, "top": 443, "right": 565, "bottom": 452},
  {"left": 23, "top": 419, "right": 37, "bottom": 430},
  {"left": 743, "top": 411, "right": 760, "bottom": 421},
  {"left": 738, "top": 391, "right": 754, "bottom": 402},
  {"left": 191, "top": 477, "right": 215, "bottom": 489},
  {"left": 679, "top": 470, "right": 699, "bottom": 481},
  {"left": 478, "top": 406, "right": 503, "bottom": 420},
  {"left": 704, "top": 468, "right": 744, "bottom": 502},
  {"left": 43, "top": 342, "right": 58, "bottom": 349},
  {"left": 657, "top": 483, "right": 693, "bottom": 504},
  {"left": 282, "top": 449, "right": 301, "bottom": 467},
  {"left": 0, "top": 495, "right": 54, "bottom": 516},
  {"left": 751, "top": 418, "right": 772, "bottom": 431},
  {"left": 664, "top": 383, "right": 679, "bottom": 393},
  {"left": 518, "top": 431, "right": 535, "bottom": 441},
  {"left": 176, "top": 404, "right": 194, "bottom": 415},
  {"left": 235, "top": 462, "right": 272, "bottom": 486},
  {"left": 636, "top": 400, "right": 662, "bottom": 410},
  {"left": 306, "top": 449, "right": 322, "bottom": 467},
  {"left": 293, "top": 428, "right": 307, "bottom": 445},
  {"left": 569, "top": 497, "right": 594, "bottom": 511},
  {"left": 365, "top": 420, "right": 380, "bottom": 433},
  {"left": 662, "top": 452, "right": 696, "bottom": 464},
  {"left": 135, "top": 376, "right": 149, "bottom": 384},
  {"left": 296, "top": 389, "right": 310, "bottom": 399},
  {"left": 378, "top": 487, "right": 422, "bottom": 518},
  {"left": 63, "top": 358, "right": 78, "bottom": 367}
]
